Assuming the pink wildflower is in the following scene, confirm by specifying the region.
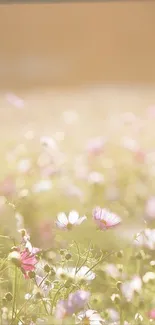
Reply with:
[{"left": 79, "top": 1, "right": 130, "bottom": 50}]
[
  {"left": 20, "top": 249, "right": 38, "bottom": 278},
  {"left": 9, "top": 248, "right": 38, "bottom": 278},
  {"left": 56, "top": 211, "right": 87, "bottom": 230},
  {"left": 92, "top": 206, "right": 121, "bottom": 230},
  {"left": 148, "top": 309, "right": 155, "bottom": 319}
]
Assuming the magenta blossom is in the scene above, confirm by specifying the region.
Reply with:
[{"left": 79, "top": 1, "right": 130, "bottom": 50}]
[
  {"left": 9, "top": 248, "right": 38, "bottom": 279},
  {"left": 92, "top": 206, "right": 121, "bottom": 230}
]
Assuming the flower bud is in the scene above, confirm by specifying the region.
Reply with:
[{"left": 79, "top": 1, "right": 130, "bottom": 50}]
[
  {"left": 50, "top": 267, "right": 56, "bottom": 276},
  {"left": 65, "top": 253, "right": 72, "bottom": 260},
  {"left": 117, "top": 264, "right": 123, "bottom": 273},
  {"left": 44, "top": 264, "right": 51, "bottom": 273},
  {"left": 5, "top": 292, "right": 13, "bottom": 302},
  {"left": 28, "top": 271, "right": 35, "bottom": 279},
  {"left": 60, "top": 249, "right": 65, "bottom": 255},
  {"left": 64, "top": 278, "right": 73, "bottom": 288},
  {"left": 116, "top": 281, "right": 122, "bottom": 290},
  {"left": 8, "top": 251, "right": 21, "bottom": 267},
  {"left": 116, "top": 250, "right": 124, "bottom": 258},
  {"left": 135, "top": 313, "right": 143, "bottom": 322},
  {"left": 135, "top": 250, "right": 145, "bottom": 260},
  {"left": 34, "top": 292, "right": 42, "bottom": 299},
  {"left": 111, "top": 293, "right": 121, "bottom": 305},
  {"left": 18, "top": 228, "right": 26, "bottom": 237}
]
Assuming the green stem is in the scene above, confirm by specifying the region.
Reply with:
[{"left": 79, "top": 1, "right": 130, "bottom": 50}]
[
  {"left": 76, "top": 241, "right": 92, "bottom": 274},
  {"left": 120, "top": 305, "right": 124, "bottom": 325},
  {"left": 41, "top": 298, "right": 49, "bottom": 315},
  {"left": 51, "top": 285, "right": 64, "bottom": 314},
  {"left": 74, "top": 241, "right": 81, "bottom": 273},
  {"left": 11, "top": 266, "right": 17, "bottom": 324},
  {"left": 85, "top": 250, "right": 114, "bottom": 275}
]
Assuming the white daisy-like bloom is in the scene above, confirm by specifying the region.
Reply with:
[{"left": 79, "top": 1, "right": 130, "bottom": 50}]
[
  {"left": 106, "top": 308, "right": 119, "bottom": 322},
  {"left": 56, "top": 210, "right": 87, "bottom": 230},
  {"left": 56, "top": 266, "right": 95, "bottom": 282},
  {"left": 76, "top": 309, "right": 104, "bottom": 325},
  {"left": 134, "top": 228, "right": 155, "bottom": 250},
  {"left": 104, "top": 264, "right": 121, "bottom": 279},
  {"left": 135, "top": 313, "right": 143, "bottom": 322},
  {"left": 143, "top": 272, "right": 155, "bottom": 283},
  {"left": 121, "top": 276, "right": 142, "bottom": 301}
]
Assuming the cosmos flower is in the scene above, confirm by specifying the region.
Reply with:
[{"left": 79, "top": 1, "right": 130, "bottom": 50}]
[
  {"left": 121, "top": 276, "right": 142, "bottom": 301},
  {"left": 76, "top": 309, "right": 104, "bottom": 325},
  {"left": 134, "top": 228, "right": 155, "bottom": 250},
  {"left": 143, "top": 272, "right": 155, "bottom": 283},
  {"left": 92, "top": 207, "right": 121, "bottom": 230},
  {"left": 56, "top": 211, "right": 87, "bottom": 230},
  {"left": 56, "top": 266, "right": 95, "bottom": 282},
  {"left": 55, "top": 290, "right": 90, "bottom": 319},
  {"left": 104, "top": 264, "right": 121, "bottom": 279},
  {"left": 8, "top": 248, "right": 38, "bottom": 278}
]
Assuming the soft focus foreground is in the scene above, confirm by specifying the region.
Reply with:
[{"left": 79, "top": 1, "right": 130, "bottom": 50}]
[{"left": 1, "top": 86, "right": 155, "bottom": 324}]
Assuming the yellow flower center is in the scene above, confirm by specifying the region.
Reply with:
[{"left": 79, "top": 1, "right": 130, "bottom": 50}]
[
  {"left": 67, "top": 223, "right": 73, "bottom": 230},
  {"left": 101, "top": 219, "right": 107, "bottom": 225},
  {"left": 82, "top": 317, "right": 90, "bottom": 325}
]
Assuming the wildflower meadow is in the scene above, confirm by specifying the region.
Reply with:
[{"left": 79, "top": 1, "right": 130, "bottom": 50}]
[{"left": 1, "top": 89, "right": 155, "bottom": 325}]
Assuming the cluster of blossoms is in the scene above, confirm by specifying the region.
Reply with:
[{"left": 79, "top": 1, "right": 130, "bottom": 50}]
[{"left": 1, "top": 103, "right": 155, "bottom": 324}]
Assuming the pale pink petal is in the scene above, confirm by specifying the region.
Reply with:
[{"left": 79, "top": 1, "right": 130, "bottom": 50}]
[
  {"left": 86, "top": 310, "right": 97, "bottom": 317},
  {"left": 68, "top": 210, "right": 79, "bottom": 224},
  {"left": 57, "top": 212, "right": 68, "bottom": 226},
  {"left": 76, "top": 216, "right": 87, "bottom": 225},
  {"left": 55, "top": 220, "right": 67, "bottom": 229}
]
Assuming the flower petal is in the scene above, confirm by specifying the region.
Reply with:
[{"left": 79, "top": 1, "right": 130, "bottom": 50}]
[
  {"left": 68, "top": 210, "right": 79, "bottom": 224},
  {"left": 76, "top": 215, "right": 87, "bottom": 225},
  {"left": 57, "top": 212, "right": 68, "bottom": 226}
]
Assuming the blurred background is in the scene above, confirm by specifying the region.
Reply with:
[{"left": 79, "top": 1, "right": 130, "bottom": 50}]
[
  {"left": 0, "top": 1, "right": 155, "bottom": 140},
  {"left": 0, "top": 1, "right": 155, "bottom": 249}
]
